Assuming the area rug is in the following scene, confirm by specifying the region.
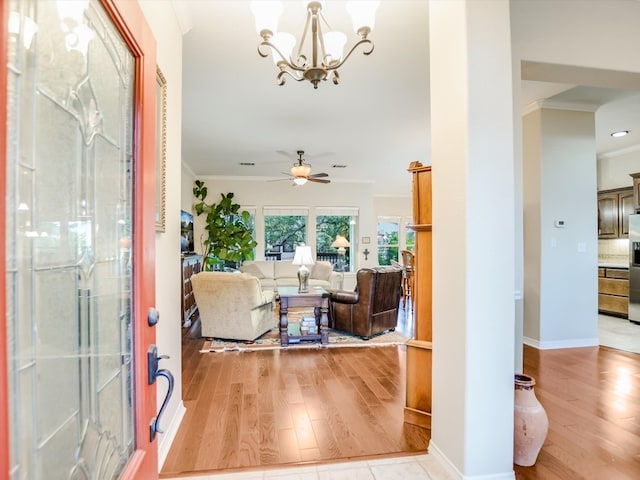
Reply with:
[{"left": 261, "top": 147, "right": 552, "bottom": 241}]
[{"left": 199, "top": 325, "right": 409, "bottom": 353}]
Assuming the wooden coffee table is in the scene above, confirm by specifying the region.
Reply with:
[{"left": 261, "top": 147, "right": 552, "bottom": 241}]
[{"left": 277, "top": 286, "right": 329, "bottom": 347}]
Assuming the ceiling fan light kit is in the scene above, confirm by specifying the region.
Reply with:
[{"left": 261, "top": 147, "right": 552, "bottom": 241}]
[
  {"left": 282, "top": 150, "right": 331, "bottom": 186},
  {"left": 250, "top": 1, "right": 380, "bottom": 89}
]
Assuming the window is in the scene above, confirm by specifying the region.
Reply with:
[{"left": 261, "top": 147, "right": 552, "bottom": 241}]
[
  {"left": 316, "top": 207, "right": 358, "bottom": 272},
  {"left": 405, "top": 218, "right": 415, "bottom": 253},
  {"left": 263, "top": 207, "right": 308, "bottom": 261},
  {"left": 377, "top": 218, "right": 399, "bottom": 265}
]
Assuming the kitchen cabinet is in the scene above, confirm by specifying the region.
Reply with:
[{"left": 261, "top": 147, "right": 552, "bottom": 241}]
[
  {"left": 598, "top": 187, "right": 634, "bottom": 239},
  {"left": 182, "top": 254, "right": 202, "bottom": 328},
  {"left": 631, "top": 172, "right": 640, "bottom": 213},
  {"left": 598, "top": 266, "right": 629, "bottom": 317}
]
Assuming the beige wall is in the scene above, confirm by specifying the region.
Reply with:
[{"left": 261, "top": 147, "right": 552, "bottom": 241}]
[
  {"left": 597, "top": 150, "right": 640, "bottom": 191},
  {"left": 182, "top": 178, "right": 412, "bottom": 291}
]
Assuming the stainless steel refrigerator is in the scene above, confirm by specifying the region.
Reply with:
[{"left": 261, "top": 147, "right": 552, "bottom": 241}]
[{"left": 629, "top": 214, "right": 640, "bottom": 324}]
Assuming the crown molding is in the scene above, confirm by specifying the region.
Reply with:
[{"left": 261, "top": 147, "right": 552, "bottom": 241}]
[
  {"left": 598, "top": 143, "right": 640, "bottom": 160},
  {"left": 523, "top": 99, "right": 599, "bottom": 116},
  {"left": 171, "top": 0, "right": 193, "bottom": 35}
]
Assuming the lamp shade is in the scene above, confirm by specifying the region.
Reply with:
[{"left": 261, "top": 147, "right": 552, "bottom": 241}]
[
  {"left": 331, "top": 234, "right": 350, "bottom": 248},
  {"left": 346, "top": 1, "right": 380, "bottom": 33},
  {"left": 292, "top": 245, "right": 314, "bottom": 265},
  {"left": 270, "top": 31, "right": 296, "bottom": 64},
  {"left": 250, "top": 1, "right": 283, "bottom": 34},
  {"left": 323, "top": 31, "right": 347, "bottom": 63}
]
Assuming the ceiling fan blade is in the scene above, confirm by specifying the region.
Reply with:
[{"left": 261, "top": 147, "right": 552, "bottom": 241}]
[
  {"left": 309, "top": 172, "right": 329, "bottom": 178},
  {"left": 307, "top": 177, "right": 331, "bottom": 184}
]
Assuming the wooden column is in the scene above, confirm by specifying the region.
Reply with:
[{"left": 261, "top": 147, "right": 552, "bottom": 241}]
[{"left": 404, "top": 162, "right": 433, "bottom": 429}]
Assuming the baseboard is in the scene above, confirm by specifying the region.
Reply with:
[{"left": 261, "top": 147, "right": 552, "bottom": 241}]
[
  {"left": 523, "top": 336, "right": 599, "bottom": 350},
  {"left": 428, "top": 441, "right": 515, "bottom": 480},
  {"left": 157, "top": 400, "right": 186, "bottom": 470}
]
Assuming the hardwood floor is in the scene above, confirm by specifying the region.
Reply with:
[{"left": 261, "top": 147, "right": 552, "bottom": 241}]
[
  {"left": 161, "top": 306, "right": 640, "bottom": 479},
  {"left": 161, "top": 305, "right": 428, "bottom": 477},
  {"left": 514, "top": 345, "right": 640, "bottom": 479}
]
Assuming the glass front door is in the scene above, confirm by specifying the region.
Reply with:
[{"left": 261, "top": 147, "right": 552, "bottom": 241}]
[{"left": 3, "top": 1, "right": 157, "bottom": 478}]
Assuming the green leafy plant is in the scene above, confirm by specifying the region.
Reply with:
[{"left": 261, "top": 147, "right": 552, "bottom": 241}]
[{"left": 193, "top": 180, "right": 257, "bottom": 268}]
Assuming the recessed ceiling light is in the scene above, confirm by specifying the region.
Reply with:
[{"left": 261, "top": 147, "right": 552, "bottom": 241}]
[
  {"left": 239, "top": 162, "right": 255, "bottom": 166},
  {"left": 611, "top": 130, "right": 629, "bottom": 137}
]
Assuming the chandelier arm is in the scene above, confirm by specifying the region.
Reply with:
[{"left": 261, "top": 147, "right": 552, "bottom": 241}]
[
  {"left": 326, "top": 39, "right": 374, "bottom": 72},
  {"left": 277, "top": 69, "right": 306, "bottom": 85},
  {"left": 258, "top": 41, "right": 307, "bottom": 73}
]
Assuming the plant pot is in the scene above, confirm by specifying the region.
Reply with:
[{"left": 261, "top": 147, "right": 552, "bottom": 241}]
[{"left": 514, "top": 374, "right": 548, "bottom": 467}]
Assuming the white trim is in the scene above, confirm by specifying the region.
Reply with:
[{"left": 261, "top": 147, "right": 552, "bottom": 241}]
[
  {"left": 523, "top": 99, "right": 599, "bottom": 116},
  {"left": 157, "top": 400, "right": 186, "bottom": 470},
  {"left": 523, "top": 336, "right": 599, "bottom": 350},
  {"left": 597, "top": 143, "right": 640, "bottom": 160},
  {"left": 428, "top": 441, "right": 516, "bottom": 480},
  {"left": 316, "top": 206, "right": 359, "bottom": 216},
  {"left": 263, "top": 206, "right": 309, "bottom": 216}
]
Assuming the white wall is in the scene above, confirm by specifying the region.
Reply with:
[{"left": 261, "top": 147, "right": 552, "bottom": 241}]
[
  {"left": 187, "top": 177, "right": 378, "bottom": 274},
  {"left": 138, "top": 2, "right": 185, "bottom": 469},
  {"left": 597, "top": 150, "right": 640, "bottom": 191},
  {"left": 523, "top": 107, "right": 599, "bottom": 348},
  {"left": 429, "top": 1, "right": 515, "bottom": 478}
]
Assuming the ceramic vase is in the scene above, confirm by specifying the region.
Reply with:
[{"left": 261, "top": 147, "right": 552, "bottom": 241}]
[{"left": 514, "top": 374, "right": 548, "bottom": 467}]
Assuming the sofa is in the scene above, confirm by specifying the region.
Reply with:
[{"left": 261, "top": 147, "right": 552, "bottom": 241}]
[
  {"left": 191, "top": 271, "right": 276, "bottom": 340},
  {"left": 239, "top": 260, "right": 344, "bottom": 291},
  {"left": 327, "top": 266, "right": 403, "bottom": 339}
]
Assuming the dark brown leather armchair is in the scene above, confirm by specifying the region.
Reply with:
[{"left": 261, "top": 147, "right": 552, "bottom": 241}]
[{"left": 328, "top": 266, "right": 403, "bottom": 339}]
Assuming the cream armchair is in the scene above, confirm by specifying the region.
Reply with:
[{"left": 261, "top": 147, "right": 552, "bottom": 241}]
[{"left": 191, "top": 271, "right": 276, "bottom": 341}]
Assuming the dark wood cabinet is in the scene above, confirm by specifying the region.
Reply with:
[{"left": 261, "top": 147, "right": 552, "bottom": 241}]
[
  {"left": 182, "top": 254, "right": 202, "bottom": 328},
  {"left": 598, "top": 266, "right": 629, "bottom": 318},
  {"left": 631, "top": 172, "right": 640, "bottom": 213},
  {"left": 598, "top": 187, "right": 633, "bottom": 239}
]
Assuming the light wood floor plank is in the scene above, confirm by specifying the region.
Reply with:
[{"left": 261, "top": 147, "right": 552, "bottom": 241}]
[{"left": 161, "top": 317, "right": 640, "bottom": 479}]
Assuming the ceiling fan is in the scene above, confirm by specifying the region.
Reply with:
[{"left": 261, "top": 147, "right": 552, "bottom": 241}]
[{"left": 281, "top": 150, "right": 331, "bottom": 186}]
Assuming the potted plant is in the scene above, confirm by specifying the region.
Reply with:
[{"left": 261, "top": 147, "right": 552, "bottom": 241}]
[{"left": 193, "top": 180, "right": 257, "bottom": 270}]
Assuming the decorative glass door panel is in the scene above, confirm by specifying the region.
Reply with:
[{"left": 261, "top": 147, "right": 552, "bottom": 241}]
[{"left": 5, "top": 1, "right": 138, "bottom": 478}]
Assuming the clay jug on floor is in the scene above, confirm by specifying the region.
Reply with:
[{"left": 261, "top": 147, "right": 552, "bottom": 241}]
[{"left": 514, "top": 374, "right": 548, "bottom": 467}]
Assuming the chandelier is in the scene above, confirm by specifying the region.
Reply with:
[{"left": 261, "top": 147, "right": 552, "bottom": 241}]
[{"left": 250, "top": 1, "right": 380, "bottom": 89}]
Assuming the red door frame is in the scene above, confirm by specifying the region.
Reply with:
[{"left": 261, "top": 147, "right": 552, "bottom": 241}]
[{"left": 0, "top": 1, "right": 159, "bottom": 478}]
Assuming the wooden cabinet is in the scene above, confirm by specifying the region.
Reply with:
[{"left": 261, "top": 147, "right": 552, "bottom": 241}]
[
  {"left": 404, "top": 162, "right": 432, "bottom": 430},
  {"left": 631, "top": 172, "right": 640, "bottom": 213},
  {"left": 598, "top": 188, "right": 634, "bottom": 239},
  {"left": 598, "top": 266, "right": 629, "bottom": 317},
  {"left": 182, "top": 254, "right": 202, "bottom": 328}
]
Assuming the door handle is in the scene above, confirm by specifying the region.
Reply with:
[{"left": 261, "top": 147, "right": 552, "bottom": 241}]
[{"left": 147, "top": 344, "right": 174, "bottom": 442}]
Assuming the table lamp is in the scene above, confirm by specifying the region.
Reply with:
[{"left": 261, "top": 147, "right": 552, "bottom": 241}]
[
  {"left": 331, "top": 234, "right": 350, "bottom": 272},
  {"left": 292, "top": 245, "right": 314, "bottom": 293}
]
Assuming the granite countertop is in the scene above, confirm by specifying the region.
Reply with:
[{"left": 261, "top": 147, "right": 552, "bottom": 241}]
[{"left": 598, "top": 261, "right": 629, "bottom": 269}]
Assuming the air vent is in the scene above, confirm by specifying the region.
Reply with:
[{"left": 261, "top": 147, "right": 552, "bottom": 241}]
[
  {"left": 239, "top": 162, "right": 255, "bottom": 166},
  {"left": 332, "top": 164, "right": 347, "bottom": 169}
]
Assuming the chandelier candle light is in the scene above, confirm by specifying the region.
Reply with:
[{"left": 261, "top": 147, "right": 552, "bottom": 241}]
[
  {"left": 250, "top": 1, "right": 380, "bottom": 89},
  {"left": 292, "top": 245, "right": 315, "bottom": 293}
]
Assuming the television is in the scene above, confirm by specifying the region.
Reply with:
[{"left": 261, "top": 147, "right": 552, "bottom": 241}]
[{"left": 180, "top": 210, "right": 195, "bottom": 254}]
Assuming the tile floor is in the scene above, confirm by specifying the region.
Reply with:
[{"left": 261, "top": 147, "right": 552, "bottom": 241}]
[
  {"left": 598, "top": 313, "right": 640, "bottom": 354},
  {"left": 162, "top": 454, "right": 455, "bottom": 480}
]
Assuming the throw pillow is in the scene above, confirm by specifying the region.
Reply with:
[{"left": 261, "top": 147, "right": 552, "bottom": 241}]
[
  {"left": 311, "top": 261, "right": 333, "bottom": 281},
  {"left": 241, "top": 263, "right": 265, "bottom": 279}
]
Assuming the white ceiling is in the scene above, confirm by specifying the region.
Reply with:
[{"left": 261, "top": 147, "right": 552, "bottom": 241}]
[{"left": 178, "top": 1, "right": 640, "bottom": 196}]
